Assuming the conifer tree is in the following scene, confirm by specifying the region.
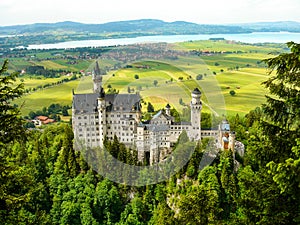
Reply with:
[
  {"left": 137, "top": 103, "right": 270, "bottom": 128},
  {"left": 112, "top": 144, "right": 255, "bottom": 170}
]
[
  {"left": 238, "top": 42, "right": 300, "bottom": 224},
  {"left": 0, "top": 59, "right": 25, "bottom": 144},
  {"left": 260, "top": 41, "right": 300, "bottom": 162}
]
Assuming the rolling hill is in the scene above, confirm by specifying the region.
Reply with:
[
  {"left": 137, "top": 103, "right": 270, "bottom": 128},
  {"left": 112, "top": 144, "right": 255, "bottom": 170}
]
[{"left": 1, "top": 19, "right": 300, "bottom": 35}]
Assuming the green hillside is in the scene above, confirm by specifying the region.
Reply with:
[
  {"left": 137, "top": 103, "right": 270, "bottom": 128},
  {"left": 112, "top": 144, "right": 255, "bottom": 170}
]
[{"left": 10, "top": 40, "right": 286, "bottom": 117}]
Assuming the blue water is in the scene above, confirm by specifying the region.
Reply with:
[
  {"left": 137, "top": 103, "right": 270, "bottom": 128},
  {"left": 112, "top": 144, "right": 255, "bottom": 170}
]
[{"left": 27, "top": 32, "right": 300, "bottom": 49}]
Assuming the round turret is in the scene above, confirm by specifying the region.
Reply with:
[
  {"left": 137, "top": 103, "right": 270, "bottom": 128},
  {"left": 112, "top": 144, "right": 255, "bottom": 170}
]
[
  {"left": 192, "top": 87, "right": 201, "bottom": 95},
  {"left": 165, "top": 103, "right": 171, "bottom": 116},
  {"left": 191, "top": 88, "right": 201, "bottom": 105}
]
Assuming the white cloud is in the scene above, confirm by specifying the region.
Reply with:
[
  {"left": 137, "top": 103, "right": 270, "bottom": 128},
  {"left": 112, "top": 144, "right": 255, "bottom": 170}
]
[{"left": 0, "top": 0, "right": 300, "bottom": 26}]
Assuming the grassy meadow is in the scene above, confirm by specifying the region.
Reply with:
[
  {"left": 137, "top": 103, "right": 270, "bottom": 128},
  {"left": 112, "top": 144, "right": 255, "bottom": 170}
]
[{"left": 11, "top": 40, "right": 286, "bottom": 118}]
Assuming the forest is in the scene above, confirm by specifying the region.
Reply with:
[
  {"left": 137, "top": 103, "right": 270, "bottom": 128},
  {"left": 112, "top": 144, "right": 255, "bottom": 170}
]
[{"left": 0, "top": 42, "right": 299, "bottom": 224}]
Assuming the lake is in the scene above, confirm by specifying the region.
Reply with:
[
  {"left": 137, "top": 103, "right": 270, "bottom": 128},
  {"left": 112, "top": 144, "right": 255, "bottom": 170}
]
[{"left": 27, "top": 32, "right": 300, "bottom": 49}]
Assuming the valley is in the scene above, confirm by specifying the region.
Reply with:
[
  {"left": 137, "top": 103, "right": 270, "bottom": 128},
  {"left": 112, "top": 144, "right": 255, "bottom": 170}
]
[{"left": 3, "top": 40, "right": 286, "bottom": 119}]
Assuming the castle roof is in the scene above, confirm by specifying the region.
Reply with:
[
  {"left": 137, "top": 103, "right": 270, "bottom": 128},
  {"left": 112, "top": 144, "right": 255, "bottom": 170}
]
[
  {"left": 192, "top": 88, "right": 201, "bottom": 95},
  {"left": 105, "top": 93, "right": 141, "bottom": 112},
  {"left": 73, "top": 92, "right": 141, "bottom": 114},
  {"left": 73, "top": 93, "right": 99, "bottom": 114},
  {"left": 151, "top": 110, "right": 173, "bottom": 122},
  {"left": 94, "top": 61, "right": 101, "bottom": 76}
]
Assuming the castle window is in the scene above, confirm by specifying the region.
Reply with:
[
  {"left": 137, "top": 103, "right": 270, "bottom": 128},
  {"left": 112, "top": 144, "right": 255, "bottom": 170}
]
[
  {"left": 78, "top": 116, "right": 81, "bottom": 119},
  {"left": 84, "top": 116, "right": 87, "bottom": 119},
  {"left": 79, "top": 123, "right": 81, "bottom": 126}
]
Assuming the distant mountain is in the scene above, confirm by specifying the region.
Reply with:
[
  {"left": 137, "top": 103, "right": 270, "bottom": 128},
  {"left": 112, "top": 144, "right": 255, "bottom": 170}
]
[
  {"left": 1, "top": 19, "right": 299, "bottom": 36},
  {"left": 0, "top": 19, "right": 252, "bottom": 35},
  {"left": 1, "top": 19, "right": 300, "bottom": 48},
  {"left": 234, "top": 21, "right": 300, "bottom": 32}
]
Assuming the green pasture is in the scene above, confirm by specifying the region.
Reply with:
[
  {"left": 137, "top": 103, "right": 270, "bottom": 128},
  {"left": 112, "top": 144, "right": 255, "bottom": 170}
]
[
  {"left": 12, "top": 40, "right": 283, "bottom": 117},
  {"left": 15, "top": 57, "right": 270, "bottom": 117},
  {"left": 15, "top": 79, "right": 81, "bottom": 115},
  {"left": 173, "top": 40, "right": 283, "bottom": 53},
  {"left": 19, "top": 76, "right": 65, "bottom": 89},
  {"left": 4, "top": 59, "right": 33, "bottom": 72},
  {"left": 215, "top": 69, "right": 268, "bottom": 115}
]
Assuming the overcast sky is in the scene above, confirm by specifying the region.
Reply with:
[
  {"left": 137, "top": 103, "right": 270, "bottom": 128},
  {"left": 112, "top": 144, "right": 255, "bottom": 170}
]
[{"left": 1, "top": 0, "right": 300, "bottom": 26}]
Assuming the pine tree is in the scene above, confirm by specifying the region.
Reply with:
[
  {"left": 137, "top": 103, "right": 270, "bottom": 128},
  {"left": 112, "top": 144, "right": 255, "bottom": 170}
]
[
  {"left": 260, "top": 41, "right": 300, "bottom": 162},
  {"left": 238, "top": 42, "right": 300, "bottom": 224},
  {"left": 0, "top": 59, "right": 25, "bottom": 144}
]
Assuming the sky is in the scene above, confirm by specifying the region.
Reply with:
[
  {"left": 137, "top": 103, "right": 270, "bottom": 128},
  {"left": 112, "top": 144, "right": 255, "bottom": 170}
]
[{"left": 1, "top": 0, "right": 300, "bottom": 26}]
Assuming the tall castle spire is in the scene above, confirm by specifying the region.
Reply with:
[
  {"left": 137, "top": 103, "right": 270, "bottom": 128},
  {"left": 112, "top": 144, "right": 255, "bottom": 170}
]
[
  {"left": 190, "top": 88, "right": 202, "bottom": 140},
  {"left": 92, "top": 61, "right": 102, "bottom": 93}
]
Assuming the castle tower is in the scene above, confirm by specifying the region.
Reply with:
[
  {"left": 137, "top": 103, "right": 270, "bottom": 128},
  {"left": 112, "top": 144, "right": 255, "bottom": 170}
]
[
  {"left": 219, "top": 119, "right": 231, "bottom": 150},
  {"left": 190, "top": 88, "right": 202, "bottom": 140},
  {"left": 93, "top": 61, "right": 102, "bottom": 93},
  {"left": 229, "top": 131, "right": 236, "bottom": 151},
  {"left": 97, "top": 94, "right": 106, "bottom": 148},
  {"left": 165, "top": 103, "right": 171, "bottom": 116}
]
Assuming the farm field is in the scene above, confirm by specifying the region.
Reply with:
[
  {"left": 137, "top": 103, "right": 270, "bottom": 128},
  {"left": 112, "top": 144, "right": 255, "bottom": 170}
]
[{"left": 10, "top": 40, "right": 286, "bottom": 118}]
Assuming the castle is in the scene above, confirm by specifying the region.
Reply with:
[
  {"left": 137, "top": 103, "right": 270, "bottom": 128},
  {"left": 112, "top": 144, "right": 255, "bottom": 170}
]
[{"left": 72, "top": 62, "right": 235, "bottom": 164}]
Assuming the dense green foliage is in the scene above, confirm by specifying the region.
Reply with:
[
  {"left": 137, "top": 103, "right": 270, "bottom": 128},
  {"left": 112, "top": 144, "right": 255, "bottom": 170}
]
[
  {"left": 0, "top": 59, "right": 25, "bottom": 143},
  {"left": 25, "top": 65, "right": 72, "bottom": 78},
  {"left": 27, "top": 103, "right": 71, "bottom": 119},
  {"left": 0, "top": 42, "right": 299, "bottom": 224}
]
